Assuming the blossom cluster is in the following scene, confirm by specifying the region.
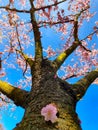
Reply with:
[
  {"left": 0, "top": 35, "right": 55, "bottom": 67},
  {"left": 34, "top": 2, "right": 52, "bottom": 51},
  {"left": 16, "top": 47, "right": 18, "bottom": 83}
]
[{"left": 41, "top": 104, "right": 58, "bottom": 123}]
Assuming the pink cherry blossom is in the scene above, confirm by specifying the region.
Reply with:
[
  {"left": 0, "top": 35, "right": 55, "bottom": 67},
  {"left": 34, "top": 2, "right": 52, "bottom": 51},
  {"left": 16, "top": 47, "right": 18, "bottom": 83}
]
[
  {"left": 20, "top": 0, "right": 26, "bottom": 6},
  {"left": 41, "top": 104, "right": 58, "bottom": 123},
  {"left": 44, "top": 46, "right": 56, "bottom": 57},
  {"left": 0, "top": 72, "right": 6, "bottom": 78},
  {"left": 10, "top": 0, "right": 14, "bottom": 4}
]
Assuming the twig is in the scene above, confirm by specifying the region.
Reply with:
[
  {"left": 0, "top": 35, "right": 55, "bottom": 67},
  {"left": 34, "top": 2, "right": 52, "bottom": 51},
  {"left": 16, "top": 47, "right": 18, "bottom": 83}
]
[{"left": 0, "top": 6, "right": 30, "bottom": 13}]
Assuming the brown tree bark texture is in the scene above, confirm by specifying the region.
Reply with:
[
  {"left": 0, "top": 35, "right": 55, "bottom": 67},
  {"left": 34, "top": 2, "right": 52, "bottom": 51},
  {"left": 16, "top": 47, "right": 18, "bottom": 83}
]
[{"left": 13, "top": 60, "right": 82, "bottom": 130}]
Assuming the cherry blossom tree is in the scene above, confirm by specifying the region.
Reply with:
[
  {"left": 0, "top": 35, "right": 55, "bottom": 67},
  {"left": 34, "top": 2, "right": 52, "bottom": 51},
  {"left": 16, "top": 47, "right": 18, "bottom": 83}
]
[{"left": 0, "top": 0, "right": 98, "bottom": 129}]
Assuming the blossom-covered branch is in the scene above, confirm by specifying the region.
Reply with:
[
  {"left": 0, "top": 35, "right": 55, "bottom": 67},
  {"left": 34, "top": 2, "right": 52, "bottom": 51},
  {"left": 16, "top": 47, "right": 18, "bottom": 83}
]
[
  {"left": 52, "top": 7, "right": 89, "bottom": 71},
  {"left": 52, "top": 15, "right": 80, "bottom": 70},
  {"left": 0, "top": 80, "right": 29, "bottom": 108},
  {"left": 39, "top": 18, "right": 74, "bottom": 28},
  {"left": 35, "top": 0, "right": 67, "bottom": 11},
  {"left": 0, "top": 6, "right": 30, "bottom": 13}
]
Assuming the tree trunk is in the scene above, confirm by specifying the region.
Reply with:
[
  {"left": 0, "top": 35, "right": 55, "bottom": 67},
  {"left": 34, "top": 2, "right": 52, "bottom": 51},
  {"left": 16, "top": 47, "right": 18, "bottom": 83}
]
[{"left": 14, "top": 60, "right": 81, "bottom": 130}]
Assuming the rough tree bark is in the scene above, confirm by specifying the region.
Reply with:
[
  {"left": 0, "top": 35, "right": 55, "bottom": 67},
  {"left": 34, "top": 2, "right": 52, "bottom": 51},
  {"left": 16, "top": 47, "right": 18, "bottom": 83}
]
[
  {"left": 13, "top": 59, "right": 81, "bottom": 130},
  {"left": 13, "top": 60, "right": 97, "bottom": 130}
]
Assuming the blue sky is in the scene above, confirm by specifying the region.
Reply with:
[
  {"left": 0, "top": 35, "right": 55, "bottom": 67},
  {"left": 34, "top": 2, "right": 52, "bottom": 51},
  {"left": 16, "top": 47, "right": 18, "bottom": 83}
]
[
  {"left": 0, "top": 0, "right": 98, "bottom": 130},
  {"left": 77, "top": 84, "right": 98, "bottom": 130}
]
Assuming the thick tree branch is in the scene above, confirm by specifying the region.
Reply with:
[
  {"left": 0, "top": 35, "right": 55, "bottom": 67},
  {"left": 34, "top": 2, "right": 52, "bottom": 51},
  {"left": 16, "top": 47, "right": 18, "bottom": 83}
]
[
  {"left": 72, "top": 69, "right": 98, "bottom": 101},
  {"left": 29, "top": 0, "right": 43, "bottom": 62},
  {"left": 0, "top": 80, "right": 29, "bottom": 108},
  {"left": 52, "top": 41, "right": 80, "bottom": 70}
]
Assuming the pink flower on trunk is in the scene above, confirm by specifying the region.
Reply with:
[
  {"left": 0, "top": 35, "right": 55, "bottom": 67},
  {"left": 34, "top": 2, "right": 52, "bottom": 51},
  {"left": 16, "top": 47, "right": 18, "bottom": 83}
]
[{"left": 41, "top": 104, "right": 57, "bottom": 123}]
